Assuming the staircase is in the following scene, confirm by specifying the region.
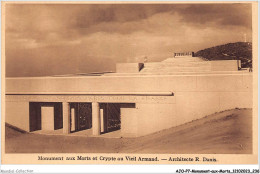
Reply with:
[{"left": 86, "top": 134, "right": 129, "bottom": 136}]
[{"left": 140, "top": 57, "right": 211, "bottom": 73}]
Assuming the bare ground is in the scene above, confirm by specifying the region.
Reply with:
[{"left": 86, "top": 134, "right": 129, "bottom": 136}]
[{"left": 5, "top": 108, "right": 252, "bottom": 154}]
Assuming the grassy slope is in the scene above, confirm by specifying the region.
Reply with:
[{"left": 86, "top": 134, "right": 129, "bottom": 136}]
[
  {"left": 5, "top": 108, "right": 252, "bottom": 154},
  {"left": 195, "top": 42, "right": 252, "bottom": 68}
]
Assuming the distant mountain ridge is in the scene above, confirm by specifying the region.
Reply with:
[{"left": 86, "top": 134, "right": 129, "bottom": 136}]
[{"left": 195, "top": 42, "right": 252, "bottom": 68}]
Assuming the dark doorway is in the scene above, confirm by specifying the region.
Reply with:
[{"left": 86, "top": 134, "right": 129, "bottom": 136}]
[
  {"left": 29, "top": 102, "right": 63, "bottom": 132},
  {"left": 100, "top": 103, "right": 135, "bottom": 134},
  {"left": 70, "top": 103, "right": 92, "bottom": 132},
  {"left": 100, "top": 103, "right": 121, "bottom": 133}
]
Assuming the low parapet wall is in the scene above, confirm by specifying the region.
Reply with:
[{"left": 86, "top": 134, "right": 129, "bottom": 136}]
[
  {"left": 6, "top": 73, "right": 252, "bottom": 94},
  {"left": 116, "top": 63, "right": 144, "bottom": 73},
  {"left": 211, "top": 60, "right": 241, "bottom": 71}
]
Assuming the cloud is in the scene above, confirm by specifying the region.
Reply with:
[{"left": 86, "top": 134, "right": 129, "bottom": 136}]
[
  {"left": 5, "top": 3, "right": 252, "bottom": 77},
  {"left": 178, "top": 4, "right": 252, "bottom": 29}
]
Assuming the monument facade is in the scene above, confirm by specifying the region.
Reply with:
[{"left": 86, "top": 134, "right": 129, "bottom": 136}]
[{"left": 5, "top": 53, "right": 252, "bottom": 137}]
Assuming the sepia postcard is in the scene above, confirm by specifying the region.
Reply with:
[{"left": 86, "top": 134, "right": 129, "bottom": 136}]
[{"left": 1, "top": 1, "right": 259, "bottom": 168}]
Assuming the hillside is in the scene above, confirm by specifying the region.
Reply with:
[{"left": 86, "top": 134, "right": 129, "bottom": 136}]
[{"left": 195, "top": 42, "right": 252, "bottom": 68}]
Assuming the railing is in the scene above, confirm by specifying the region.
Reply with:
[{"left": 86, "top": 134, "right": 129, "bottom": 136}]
[{"left": 174, "top": 52, "right": 194, "bottom": 57}]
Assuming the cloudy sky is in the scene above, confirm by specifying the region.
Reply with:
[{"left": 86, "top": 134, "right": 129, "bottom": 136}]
[{"left": 6, "top": 3, "right": 252, "bottom": 77}]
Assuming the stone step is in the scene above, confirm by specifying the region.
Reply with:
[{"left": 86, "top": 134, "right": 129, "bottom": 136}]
[
  {"left": 140, "top": 66, "right": 212, "bottom": 73},
  {"left": 142, "top": 65, "right": 211, "bottom": 69},
  {"left": 105, "top": 70, "right": 250, "bottom": 76},
  {"left": 143, "top": 63, "right": 211, "bottom": 69},
  {"left": 143, "top": 65, "right": 211, "bottom": 69},
  {"left": 144, "top": 61, "right": 210, "bottom": 66},
  {"left": 144, "top": 64, "right": 210, "bottom": 68},
  {"left": 162, "top": 57, "right": 206, "bottom": 62}
]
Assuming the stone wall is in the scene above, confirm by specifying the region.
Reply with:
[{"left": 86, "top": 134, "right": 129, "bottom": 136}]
[
  {"left": 5, "top": 72, "right": 253, "bottom": 137},
  {"left": 6, "top": 101, "right": 30, "bottom": 131},
  {"left": 6, "top": 73, "right": 251, "bottom": 94}
]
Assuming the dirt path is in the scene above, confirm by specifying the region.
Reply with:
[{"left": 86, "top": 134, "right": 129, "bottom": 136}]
[{"left": 5, "top": 108, "right": 252, "bottom": 154}]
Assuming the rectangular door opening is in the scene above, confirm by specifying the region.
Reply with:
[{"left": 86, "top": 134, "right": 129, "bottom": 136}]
[
  {"left": 29, "top": 102, "right": 63, "bottom": 132},
  {"left": 69, "top": 103, "right": 92, "bottom": 133},
  {"left": 100, "top": 103, "right": 135, "bottom": 134}
]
